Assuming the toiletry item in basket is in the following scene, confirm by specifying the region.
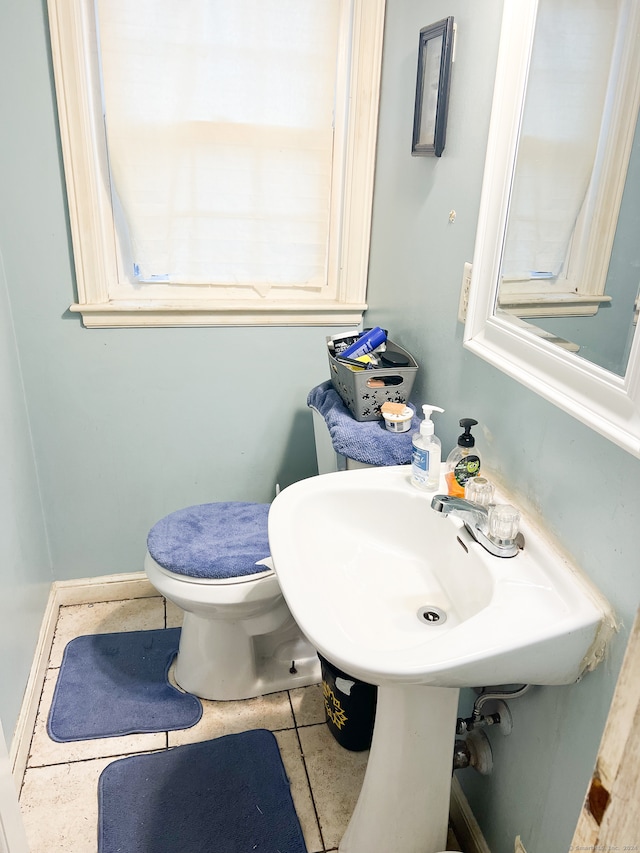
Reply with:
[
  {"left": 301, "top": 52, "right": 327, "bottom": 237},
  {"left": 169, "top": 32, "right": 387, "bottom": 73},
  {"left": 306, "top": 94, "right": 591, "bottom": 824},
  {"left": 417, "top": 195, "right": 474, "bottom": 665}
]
[
  {"left": 340, "top": 326, "right": 387, "bottom": 360},
  {"left": 411, "top": 405, "right": 444, "bottom": 491},
  {"left": 381, "top": 401, "right": 413, "bottom": 433},
  {"left": 445, "top": 418, "right": 481, "bottom": 497},
  {"left": 329, "top": 330, "right": 361, "bottom": 355},
  {"left": 379, "top": 350, "right": 410, "bottom": 368},
  {"left": 335, "top": 354, "right": 377, "bottom": 370}
]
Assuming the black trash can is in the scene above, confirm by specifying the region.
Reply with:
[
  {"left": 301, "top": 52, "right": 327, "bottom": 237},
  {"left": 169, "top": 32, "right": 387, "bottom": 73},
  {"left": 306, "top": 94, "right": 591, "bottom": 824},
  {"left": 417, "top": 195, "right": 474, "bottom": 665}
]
[{"left": 319, "top": 653, "right": 377, "bottom": 751}]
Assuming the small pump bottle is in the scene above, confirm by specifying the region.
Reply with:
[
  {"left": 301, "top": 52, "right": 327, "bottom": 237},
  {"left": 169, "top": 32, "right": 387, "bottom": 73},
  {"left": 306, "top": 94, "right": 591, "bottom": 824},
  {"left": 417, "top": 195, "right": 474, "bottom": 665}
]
[
  {"left": 411, "top": 405, "right": 444, "bottom": 491},
  {"left": 445, "top": 418, "right": 481, "bottom": 497}
]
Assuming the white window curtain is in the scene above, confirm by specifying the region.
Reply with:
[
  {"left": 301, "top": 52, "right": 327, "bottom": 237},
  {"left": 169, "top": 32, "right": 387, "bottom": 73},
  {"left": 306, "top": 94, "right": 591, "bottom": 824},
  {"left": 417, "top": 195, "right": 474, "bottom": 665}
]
[
  {"left": 502, "top": 0, "right": 618, "bottom": 280},
  {"left": 96, "top": 0, "right": 340, "bottom": 292}
]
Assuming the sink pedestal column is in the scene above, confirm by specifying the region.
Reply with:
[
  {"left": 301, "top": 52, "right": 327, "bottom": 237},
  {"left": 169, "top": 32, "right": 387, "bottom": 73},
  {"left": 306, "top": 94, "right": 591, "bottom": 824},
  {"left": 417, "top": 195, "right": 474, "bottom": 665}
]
[{"left": 339, "top": 684, "right": 459, "bottom": 853}]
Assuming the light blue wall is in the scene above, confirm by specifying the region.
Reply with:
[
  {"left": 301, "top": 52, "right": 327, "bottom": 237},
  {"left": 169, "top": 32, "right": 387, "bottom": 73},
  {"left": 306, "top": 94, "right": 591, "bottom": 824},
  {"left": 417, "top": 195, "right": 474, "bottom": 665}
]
[
  {"left": 0, "top": 248, "right": 52, "bottom": 736},
  {"left": 1, "top": 1, "right": 640, "bottom": 851},
  {"left": 0, "top": 3, "right": 54, "bottom": 740},
  {"left": 365, "top": 2, "right": 640, "bottom": 852}
]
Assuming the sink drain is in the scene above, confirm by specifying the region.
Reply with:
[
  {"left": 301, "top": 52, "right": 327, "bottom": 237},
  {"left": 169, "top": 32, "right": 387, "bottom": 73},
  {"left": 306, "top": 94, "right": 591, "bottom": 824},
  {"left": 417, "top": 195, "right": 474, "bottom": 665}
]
[{"left": 417, "top": 605, "right": 447, "bottom": 625}]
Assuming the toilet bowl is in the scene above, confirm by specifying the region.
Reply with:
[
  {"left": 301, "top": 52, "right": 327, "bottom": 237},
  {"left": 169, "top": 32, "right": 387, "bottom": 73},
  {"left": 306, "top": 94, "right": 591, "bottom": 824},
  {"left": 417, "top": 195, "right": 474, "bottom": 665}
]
[
  {"left": 144, "top": 415, "right": 367, "bottom": 702},
  {"left": 144, "top": 502, "right": 321, "bottom": 700}
]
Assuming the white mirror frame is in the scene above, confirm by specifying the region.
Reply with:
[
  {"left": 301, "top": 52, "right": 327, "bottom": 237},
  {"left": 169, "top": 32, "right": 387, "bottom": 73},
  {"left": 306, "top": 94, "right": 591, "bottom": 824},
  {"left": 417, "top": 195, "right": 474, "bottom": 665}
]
[{"left": 464, "top": 0, "right": 640, "bottom": 459}]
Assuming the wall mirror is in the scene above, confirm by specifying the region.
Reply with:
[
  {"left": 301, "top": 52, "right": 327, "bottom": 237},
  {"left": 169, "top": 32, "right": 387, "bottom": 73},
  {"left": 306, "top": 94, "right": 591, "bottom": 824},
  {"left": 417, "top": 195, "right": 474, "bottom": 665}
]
[{"left": 465, "top": 0, "right": 640, "bottom": 458}]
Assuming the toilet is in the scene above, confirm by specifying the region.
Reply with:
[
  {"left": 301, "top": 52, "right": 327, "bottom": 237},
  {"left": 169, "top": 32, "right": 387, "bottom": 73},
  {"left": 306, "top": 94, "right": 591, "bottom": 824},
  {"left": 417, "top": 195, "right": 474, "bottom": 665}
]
[{"left": 144, "top": 411, "right": 370, "bottom": 702}]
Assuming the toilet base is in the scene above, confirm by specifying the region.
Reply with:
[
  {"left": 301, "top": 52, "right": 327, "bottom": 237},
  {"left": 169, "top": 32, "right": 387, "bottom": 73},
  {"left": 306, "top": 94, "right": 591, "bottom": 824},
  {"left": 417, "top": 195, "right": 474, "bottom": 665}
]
[{"left": 174, "top": 610, "right": 321, "bottom": 701}]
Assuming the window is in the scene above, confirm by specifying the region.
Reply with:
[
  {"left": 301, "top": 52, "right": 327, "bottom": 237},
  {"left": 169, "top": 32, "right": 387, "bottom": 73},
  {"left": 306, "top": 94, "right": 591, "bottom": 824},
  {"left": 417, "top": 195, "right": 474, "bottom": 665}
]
[{"left": 47, "top": 0, "right": 385, "bottom": 327}]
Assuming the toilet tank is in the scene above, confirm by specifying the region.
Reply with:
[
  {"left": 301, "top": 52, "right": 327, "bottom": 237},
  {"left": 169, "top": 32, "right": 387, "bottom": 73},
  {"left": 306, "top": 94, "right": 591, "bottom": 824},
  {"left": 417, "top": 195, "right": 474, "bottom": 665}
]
[{"left": 311, "top": 409, "right": 376, "bottom": 474}]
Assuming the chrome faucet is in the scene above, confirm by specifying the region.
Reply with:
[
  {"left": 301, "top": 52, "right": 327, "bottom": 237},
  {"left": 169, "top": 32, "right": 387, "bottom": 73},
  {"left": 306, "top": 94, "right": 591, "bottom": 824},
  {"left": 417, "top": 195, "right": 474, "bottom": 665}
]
[{"left": 430, "top": 495, "right": 523, "bottom": 558}]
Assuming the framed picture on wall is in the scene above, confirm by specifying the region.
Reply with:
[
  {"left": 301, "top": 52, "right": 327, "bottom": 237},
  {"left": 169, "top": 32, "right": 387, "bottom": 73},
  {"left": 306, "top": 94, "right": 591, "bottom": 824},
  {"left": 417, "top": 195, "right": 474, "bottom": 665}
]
[{"left": 411, "top": 17, "right": 455, "bottom": 157}]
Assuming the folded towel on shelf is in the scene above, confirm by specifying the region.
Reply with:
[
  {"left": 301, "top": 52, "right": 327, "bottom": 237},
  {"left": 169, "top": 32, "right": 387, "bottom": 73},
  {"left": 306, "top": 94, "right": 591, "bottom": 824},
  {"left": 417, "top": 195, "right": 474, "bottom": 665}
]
[{"left": 308, "top": 380, "right": 417, "bottom": 466}]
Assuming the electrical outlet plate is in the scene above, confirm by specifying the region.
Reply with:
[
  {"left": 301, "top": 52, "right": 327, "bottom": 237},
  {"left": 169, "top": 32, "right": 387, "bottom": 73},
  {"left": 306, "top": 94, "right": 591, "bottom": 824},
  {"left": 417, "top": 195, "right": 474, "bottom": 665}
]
[
  {"left": 514, "top": 836, "right": 527, "bottom": 853},
  {"left": 458, "top": 262, "right": 473, "bottom": 323}
]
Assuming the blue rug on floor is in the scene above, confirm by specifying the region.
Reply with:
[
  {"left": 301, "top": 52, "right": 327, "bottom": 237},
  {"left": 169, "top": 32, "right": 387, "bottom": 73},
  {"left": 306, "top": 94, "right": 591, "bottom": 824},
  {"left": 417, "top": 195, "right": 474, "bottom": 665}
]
[
  {"left": 47, "top": 627, "right": 202, "bottom": 742},
  {"left": 98, "top": 729, "right": 308, "bottom": 853}
]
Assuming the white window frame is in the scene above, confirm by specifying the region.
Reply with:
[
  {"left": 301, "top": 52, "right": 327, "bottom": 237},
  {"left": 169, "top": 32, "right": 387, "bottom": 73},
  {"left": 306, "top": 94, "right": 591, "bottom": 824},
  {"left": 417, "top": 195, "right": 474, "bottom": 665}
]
[
  {"left": 497, "top": 0, "right": 640, "bottom": 319},
  {"left": 47, "top": 0, "right": 386, "bottom": 328}
]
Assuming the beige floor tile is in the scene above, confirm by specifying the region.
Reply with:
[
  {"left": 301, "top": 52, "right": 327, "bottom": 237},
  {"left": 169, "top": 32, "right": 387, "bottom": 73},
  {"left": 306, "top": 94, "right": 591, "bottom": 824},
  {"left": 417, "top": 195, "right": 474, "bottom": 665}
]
[
  {"left": 27, "top": 669, "right": 166, "bottom": 767},
  {"left": 274, "top": 729, "right": 323, "bottom": 853},
  {"left": 49, "top": 598, "right": 165, "bottom": 667},
  {"left": 290, "top": 682, "right": 326, "bottom": 727},
  {"left": 165, "top": 598, "right": 184, "bottom": 628},
  {"left": 168, "top": 689, "right": 294, "bottom": 747},
  {"left": 20, "top": 756, "right": 114, "bottom": 853},
  {"left": 298, "top": 723, "right": 368, "bottom": 850}
]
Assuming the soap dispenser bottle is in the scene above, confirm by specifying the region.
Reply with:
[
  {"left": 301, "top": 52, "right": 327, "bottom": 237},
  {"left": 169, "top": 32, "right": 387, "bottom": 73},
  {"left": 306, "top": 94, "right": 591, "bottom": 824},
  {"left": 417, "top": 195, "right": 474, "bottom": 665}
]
[
  {"left": 411, "top": 405, "right": 444, "bottom": 491},
  {"left": 445, "top": 418, "right": 481, "bottom": 497}
]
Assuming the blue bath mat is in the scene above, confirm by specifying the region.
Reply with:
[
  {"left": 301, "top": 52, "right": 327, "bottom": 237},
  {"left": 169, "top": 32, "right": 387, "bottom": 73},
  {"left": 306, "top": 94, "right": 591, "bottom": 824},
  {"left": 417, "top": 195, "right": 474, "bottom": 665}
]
[
  {"left": 98, "top": 729, "right": 308, "bottom": 853},
  {"left": 47, "top": 628, "right": 202, "bottom": 742}
]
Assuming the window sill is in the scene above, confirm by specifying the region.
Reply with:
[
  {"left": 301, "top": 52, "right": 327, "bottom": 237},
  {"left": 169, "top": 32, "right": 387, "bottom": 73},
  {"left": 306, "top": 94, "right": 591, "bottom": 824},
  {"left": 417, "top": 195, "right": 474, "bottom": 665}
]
[
  {"left": 69, "top": 300, "right": 368, "bottom": 328},
  {"left": 497, "top": 291, "right": 612, "bottom": 318}
]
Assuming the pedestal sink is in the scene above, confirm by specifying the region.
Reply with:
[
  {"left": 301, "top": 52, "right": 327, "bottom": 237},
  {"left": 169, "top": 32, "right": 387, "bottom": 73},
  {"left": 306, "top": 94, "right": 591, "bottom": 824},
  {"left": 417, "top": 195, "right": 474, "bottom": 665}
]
[{"left": 268, "top": 466, "right": 615, "bottom": 853}]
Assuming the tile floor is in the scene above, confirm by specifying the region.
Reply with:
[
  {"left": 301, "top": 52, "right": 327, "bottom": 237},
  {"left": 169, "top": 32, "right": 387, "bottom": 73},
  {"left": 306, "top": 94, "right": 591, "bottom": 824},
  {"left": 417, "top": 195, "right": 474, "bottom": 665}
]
[{"left": 18, "top": 595, "right": 463, "bottom": 852}]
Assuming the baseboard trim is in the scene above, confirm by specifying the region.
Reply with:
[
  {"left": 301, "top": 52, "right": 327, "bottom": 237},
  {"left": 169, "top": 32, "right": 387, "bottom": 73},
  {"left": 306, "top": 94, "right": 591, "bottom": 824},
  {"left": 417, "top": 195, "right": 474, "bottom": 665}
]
[
  {"left": 9, "top": 588, "right": 59, "bottom": 789},
  {"left": 451, "top": 775, "right": 492, "bottom": 853},
  {"left": 10, "top": 572, "right": 157, "bottom": 784},
  {"left": 53, "top": 572, "right": 156, "bottom": 606}
]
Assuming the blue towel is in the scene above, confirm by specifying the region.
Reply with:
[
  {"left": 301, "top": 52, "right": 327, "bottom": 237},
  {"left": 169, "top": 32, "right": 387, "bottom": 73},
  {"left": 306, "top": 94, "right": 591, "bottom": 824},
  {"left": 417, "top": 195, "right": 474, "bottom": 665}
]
[
  {"left": 308, "top": 381, "right": 417, "bottom": 466},
  {"left": 147, "top": 502, "right": 271, "bottom": 579}
]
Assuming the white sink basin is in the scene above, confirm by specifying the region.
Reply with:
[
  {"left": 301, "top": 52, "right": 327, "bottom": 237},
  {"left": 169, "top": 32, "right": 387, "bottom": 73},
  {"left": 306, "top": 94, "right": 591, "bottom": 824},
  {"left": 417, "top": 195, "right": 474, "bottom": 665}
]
[
  {"left": 268, "top": 465, "right": 614, "bottom": 853},
  {"left": 269, "top": 465, "right": 613, "bottom": 689}
]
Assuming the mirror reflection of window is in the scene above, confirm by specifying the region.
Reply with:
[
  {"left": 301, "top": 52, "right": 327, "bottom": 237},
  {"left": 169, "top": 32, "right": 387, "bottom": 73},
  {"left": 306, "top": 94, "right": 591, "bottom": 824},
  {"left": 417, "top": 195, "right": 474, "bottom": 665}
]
[
  {"left": 535, "top": 111, "right": 640, "bottom": 376},
  {"left": 495, "top": 0, "right": 640, "bottom": 377},
  {"left": 502, "top": 0, "right": 618, "bottom": 283}
]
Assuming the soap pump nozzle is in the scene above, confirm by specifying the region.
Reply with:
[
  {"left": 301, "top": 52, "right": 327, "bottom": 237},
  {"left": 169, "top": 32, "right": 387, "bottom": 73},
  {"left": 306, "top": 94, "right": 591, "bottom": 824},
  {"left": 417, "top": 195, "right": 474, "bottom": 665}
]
[
  {"left": 457, "top": 418, "right": 478, "bottom": 447},
  {"left": 420, "top": 403, "right": 444, "bottom": 432},
  {"left": 420, "top": 405, "right": 444, "bottom": 436}
]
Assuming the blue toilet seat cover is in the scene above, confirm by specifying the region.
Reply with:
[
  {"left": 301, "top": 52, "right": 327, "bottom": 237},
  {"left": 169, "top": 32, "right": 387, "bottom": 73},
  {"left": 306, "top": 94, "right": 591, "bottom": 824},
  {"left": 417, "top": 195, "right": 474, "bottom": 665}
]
[{"left": 147, "top": 502, "right": 271, "bottom": 580}]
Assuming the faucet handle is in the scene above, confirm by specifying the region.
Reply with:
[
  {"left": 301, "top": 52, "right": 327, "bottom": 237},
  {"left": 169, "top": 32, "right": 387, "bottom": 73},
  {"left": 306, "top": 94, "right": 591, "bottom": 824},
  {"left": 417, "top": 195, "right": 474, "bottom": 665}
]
[
  {"left": 464, "top": 476, "right": 495, "bottom": 507},
  {"left": 488, "top": 504, "right": 520, "bottom": 544}
]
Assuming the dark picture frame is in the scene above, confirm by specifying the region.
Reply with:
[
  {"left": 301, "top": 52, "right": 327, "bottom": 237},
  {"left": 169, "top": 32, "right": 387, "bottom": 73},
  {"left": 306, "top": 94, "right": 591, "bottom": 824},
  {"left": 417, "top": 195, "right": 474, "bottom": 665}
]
[{"left": 411, "top": 17, "right": 454, "bottom": 157}]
